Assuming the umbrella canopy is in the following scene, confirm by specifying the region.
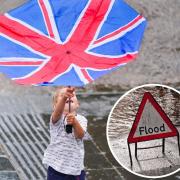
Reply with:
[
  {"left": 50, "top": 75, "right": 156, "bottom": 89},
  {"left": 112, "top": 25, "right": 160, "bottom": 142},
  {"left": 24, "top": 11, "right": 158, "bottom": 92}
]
[{"left": 0, "top": 0, "right": 147, "bottom": 86}]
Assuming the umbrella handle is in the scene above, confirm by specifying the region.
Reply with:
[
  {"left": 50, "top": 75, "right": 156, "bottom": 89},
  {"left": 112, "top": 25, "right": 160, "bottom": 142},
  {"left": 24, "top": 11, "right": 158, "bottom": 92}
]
[
  {"left": 66, "top": 85, "right": 73, "bottom": 134},
  {"left": 68, "top": 85, "right": 72, "bottom": 113}
]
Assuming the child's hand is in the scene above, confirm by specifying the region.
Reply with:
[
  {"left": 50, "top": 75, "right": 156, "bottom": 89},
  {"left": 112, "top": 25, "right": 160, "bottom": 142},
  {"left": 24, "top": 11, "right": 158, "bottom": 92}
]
[
  {"left": 58, "top": 87, "right": 75, "bottom": 101},
  {"left": 66, "top": 113, "right": 77, "bottom": 126},
  {"left": 66, "top": 113, "right": 85, "bottom": 139}
]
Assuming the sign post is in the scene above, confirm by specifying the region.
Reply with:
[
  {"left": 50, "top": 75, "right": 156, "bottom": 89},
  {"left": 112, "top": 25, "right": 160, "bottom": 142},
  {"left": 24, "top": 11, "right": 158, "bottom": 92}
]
[{"left": 127, "top": 92, "right": 180, "bottom": 166}]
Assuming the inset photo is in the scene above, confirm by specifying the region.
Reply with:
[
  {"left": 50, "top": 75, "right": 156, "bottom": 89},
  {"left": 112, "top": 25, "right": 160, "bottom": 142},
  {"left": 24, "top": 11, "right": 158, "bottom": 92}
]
[{"left": 107, "top": 84, "right": 180, "bottom": 178}]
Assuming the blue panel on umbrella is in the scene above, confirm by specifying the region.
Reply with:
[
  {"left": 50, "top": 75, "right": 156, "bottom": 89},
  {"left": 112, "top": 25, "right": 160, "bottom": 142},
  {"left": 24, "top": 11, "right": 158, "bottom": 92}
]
[
  {"left": 40, "top": 67, "right": 84, "bottom": 86},
  {"left": 89, "top": 22, "right": 146, "bottom": 56},
  {"left": 0, "top": 66, "right": 38, "bottom": 78},
  {"left": 49, "top": 0, "right": 89, "bottom": 42},
  {"left": 97, "top": 0, "right": 139, "bottom": 39},
  {"left": 87, "top": 65, "right": 125, "bottom": 80},
  {"left": 0, "top": 35, "right": 46, "bottom": 59},
  {"left": 8, "top": 0, "right": 48, "bottom": 36}
]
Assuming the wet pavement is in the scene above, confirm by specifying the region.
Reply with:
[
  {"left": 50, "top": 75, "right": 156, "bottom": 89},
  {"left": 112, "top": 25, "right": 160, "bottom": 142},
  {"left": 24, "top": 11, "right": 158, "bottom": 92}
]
[
  {"left": 0, "top": 92, "right": 180, "bottom": 179},
  {"left": 0, "top": 93, "right": 124, "bottom": 180},
  {"left": 110, "top": 133, "right": 180, "bottom": 177}
]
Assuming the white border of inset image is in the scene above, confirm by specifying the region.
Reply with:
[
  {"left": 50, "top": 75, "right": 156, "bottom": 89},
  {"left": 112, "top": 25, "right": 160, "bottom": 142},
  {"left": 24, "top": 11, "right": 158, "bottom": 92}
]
[{"left": 106, "top": 84, "right": 180, "bottom": 179}]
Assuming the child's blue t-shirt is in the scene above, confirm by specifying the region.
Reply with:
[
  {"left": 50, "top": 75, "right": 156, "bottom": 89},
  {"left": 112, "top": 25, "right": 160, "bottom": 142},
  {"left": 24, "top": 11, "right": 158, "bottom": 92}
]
[{"left": 42, "top": 114, "right": 88, "bottom": 176}]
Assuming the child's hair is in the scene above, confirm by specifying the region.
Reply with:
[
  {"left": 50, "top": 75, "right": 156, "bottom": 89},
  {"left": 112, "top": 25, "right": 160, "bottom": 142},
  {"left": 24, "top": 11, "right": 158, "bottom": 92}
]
[{"left": 52, "top": 87, "right": 65, "bottom": 105}]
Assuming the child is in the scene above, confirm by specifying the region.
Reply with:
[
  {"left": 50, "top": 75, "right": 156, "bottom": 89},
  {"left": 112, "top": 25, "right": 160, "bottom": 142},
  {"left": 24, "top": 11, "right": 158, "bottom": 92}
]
[{"left": 43, "top": 87, "right": 87, "bottom": 180}]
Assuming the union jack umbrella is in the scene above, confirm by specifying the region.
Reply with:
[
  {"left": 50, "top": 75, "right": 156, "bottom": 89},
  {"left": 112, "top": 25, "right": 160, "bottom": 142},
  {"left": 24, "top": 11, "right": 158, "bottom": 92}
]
[{"left": 0, "top": 0, "right": 147, "bottom": 86}]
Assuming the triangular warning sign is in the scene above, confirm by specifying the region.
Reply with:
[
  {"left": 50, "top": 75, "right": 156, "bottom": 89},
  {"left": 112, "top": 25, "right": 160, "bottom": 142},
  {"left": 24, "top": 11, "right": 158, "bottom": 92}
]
[{"left": 128, "top": 92, "right": 178, "bottom": 143}]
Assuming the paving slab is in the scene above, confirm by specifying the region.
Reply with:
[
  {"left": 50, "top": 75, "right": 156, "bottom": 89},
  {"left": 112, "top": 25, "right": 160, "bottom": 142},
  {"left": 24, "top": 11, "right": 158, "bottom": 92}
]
[{"left": 0, "top": 171, "right": 19, "bottom": 180}]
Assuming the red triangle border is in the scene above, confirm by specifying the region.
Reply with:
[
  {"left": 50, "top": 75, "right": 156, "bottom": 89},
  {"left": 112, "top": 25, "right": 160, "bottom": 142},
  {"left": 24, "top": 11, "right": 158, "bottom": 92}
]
[{"left": 128, "top": 92, "right": 178, "bottom": 143}]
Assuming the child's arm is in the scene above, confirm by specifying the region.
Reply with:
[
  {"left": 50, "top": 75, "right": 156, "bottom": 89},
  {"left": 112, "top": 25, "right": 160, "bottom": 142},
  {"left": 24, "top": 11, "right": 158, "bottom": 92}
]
[
  {"left": 52, "top": 87, "right": 74, "bottom": 124},
  {"left": 66, "top": 114, "right": 85, "bottom": 139}
]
